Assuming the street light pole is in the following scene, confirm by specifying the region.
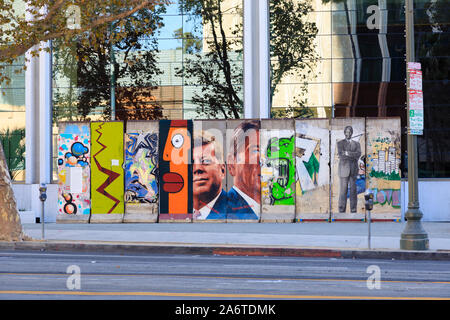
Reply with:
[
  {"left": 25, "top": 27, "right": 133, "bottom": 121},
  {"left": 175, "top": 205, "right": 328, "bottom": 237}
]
[
  {"left": 110, "top": 22, "right": 116, "bottom": 121},
  {"left": 400, "top": 0, "right": 429, "bottom": 250}
]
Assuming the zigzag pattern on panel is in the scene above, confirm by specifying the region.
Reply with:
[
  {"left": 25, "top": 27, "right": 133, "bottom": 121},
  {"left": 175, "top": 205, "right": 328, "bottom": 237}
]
[{"left": 92, "top": 122, "right": 121, "bottom": 213}]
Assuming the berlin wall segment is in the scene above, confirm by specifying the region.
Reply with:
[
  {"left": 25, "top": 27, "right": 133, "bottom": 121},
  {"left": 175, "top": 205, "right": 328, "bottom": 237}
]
[{"left": 55, "top": 118, "right": 401, "bottom": 223}]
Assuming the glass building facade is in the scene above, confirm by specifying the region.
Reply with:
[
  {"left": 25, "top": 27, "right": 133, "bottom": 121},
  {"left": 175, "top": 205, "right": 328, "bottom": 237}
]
[
  {"left": 0, "top": 1, "right": 26, "bottom": 181},
  {"left": 0, "top": 0, "right": 448, "bottom": 181},
  {"left": 52, "top": 0, "right": 244, "bottom": 122},
  {"left": 269, "top": 0, "right": 449, "bottom": 178}
]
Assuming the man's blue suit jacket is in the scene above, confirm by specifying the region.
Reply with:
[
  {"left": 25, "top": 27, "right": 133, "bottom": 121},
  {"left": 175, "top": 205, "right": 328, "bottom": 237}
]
[
  {"left": 226, "top": 187, "right": 259, "bottom": 220},
  {"left": 205, "top": 189, "right": 227, "bottom": 220}
]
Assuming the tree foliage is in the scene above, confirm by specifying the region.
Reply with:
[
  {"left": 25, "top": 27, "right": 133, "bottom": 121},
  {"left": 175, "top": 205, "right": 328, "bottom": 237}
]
[
  {"left": 0, "top": 0, "right": 168, "bottom": 86},
  {"left": 53, "top": 4, "right": 167, "bottom": 121},
  {"left": 269, "top": 0, "right": 318, "bottom": 114},
  {"left": 0, "top": 128, "right": 25, "bottom": 181},
  {"left": 178, "top": 0, "right": 319, "bottom": 119},
  {"left": 177, "top": 0, "right": 243, "bottom": 119}
]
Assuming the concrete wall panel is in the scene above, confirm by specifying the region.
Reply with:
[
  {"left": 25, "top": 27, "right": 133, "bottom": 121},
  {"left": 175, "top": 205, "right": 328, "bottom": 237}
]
[
  {"left": 295, "top": 119, "right": 330, "bottom": 221},
  {"left": 330, "top": 118, "right": 366, "bottom": 221},
  {"left": 56, "top": 122, "right": 91, "bottom": 223},
  {"left": 366, "top": 117, "right": 401, "bottom": 220},
  {"left": 123, "top": 121, "right": 159, "bottom": 223},
  {"left": 260, "top": 119, "right": 295, "bottom": 222},
  {"left": 192, "top": 120, "right": 227, "bottom": 222},
  {"left": 226, "top": 119, "right": 261, "bottom": 222},
  {"left": 158, "top": 120, "right": 193, "bottom": 222},
  {"left": 90, "top": 121, "right": 124, "bottom": 223}
]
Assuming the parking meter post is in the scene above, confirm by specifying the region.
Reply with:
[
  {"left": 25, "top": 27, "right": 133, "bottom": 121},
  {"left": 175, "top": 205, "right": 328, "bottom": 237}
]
[
  {"left": 41, "top": 201, "right": 44, "bottom": 239},
  {"left": 368, "top": 208, "right": 371, "bottom": 249},
  {"left": 365, "top": 189, "right": 374, "bottom": 250},
  {"left": 39, "top": 184, "right": 47, "bottom": 240}
]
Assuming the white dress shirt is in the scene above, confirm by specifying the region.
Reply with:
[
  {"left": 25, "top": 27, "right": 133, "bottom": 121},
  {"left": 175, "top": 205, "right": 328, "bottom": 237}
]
[{"left": 194, "top": 191, "right": 221, "bottom": 220}]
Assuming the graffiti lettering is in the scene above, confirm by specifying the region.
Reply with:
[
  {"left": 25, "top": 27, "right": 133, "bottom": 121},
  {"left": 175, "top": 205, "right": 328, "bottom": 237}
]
[{"left": 373, "top": 188, "right": 400, "bottom": 208}]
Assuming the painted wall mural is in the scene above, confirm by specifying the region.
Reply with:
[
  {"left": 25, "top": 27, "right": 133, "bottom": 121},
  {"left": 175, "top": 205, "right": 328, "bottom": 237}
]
[
  {"left": 192, "top": 120, "right": 227, "bottom": 222},
  {"left": 226, "top": 120, "right": 261, "bottom": 222},
  {"left": 56, "top": 122, "right": 91, "bottom": 223},
  {"left": 260, "top": 120, "right": 295, "bottom": 222},
  {"left": 159, "top": 120, "right": 193, "bottom": 222},
  {"left": 295, "top": 119, "right": 330, "bottom": 221},
  {"left": 330, "top": 118, "right": 366, "bottom": 221},
  {"left": 124, "top": 121, "right": 159, "bottom": 222},
  {"left": 55, "top": 118, "right": 401, "bottom": 224},
  {"left": 366, "top": 118, "right": 401, "bottom": 220},
  {"left": 90, "top": 121, "right": 124, "bottom": 222}
]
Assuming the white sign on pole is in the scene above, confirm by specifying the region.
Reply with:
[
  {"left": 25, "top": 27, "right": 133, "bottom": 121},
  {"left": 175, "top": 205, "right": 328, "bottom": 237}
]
[
  {"left": 409, "top": 90, "right": 423, "bottom": 110},
  {"left": 409, "top": 70, "right": 422, "bottom": 91},
  {"left": 407, "top": 63, "right": 423, "bottom": 135},
  {"left": 407, "top": 62, "right": 421, "bottom": 70}
]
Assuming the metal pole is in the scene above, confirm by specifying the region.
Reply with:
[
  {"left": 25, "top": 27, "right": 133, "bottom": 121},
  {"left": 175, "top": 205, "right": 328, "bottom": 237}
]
[
  {"left": 400, "top": 0, "right": 429, "bottom": 250},
  {"left": 368, "top": 209, "right": 371, "bottom": 249},
  {"left": 110, "top": 22, "right": 116, "bottom": 121},
  {"left": 41, "top": 201, "right": 45, "bottom": 240}
]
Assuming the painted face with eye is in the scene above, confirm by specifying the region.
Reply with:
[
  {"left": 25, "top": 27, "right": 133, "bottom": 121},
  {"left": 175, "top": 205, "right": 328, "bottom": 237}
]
[
  {"left": 162, "top": 124, "right": 192, "bottom": 214},
  {"left": 163, "top": 128, "right": 190, "bottom": 166}
]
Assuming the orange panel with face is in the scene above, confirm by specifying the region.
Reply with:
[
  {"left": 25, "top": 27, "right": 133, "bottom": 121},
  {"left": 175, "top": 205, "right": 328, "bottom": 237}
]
[{"left": 160, "top": 120, "right": 193, "bottom": 215}]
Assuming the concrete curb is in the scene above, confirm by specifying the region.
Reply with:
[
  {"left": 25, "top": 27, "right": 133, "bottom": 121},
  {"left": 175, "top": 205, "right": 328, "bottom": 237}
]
[{"left": 1, "top": 240, "right": 450, "bottom": 261}]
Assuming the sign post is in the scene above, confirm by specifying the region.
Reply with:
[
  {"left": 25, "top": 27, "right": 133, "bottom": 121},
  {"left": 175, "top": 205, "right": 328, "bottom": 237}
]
[
  {"left": 400, "top": 0, "right": 429, "bottom": 250},
  {"left": 408, "top": 64, "right": 424, "bottom": 135}
]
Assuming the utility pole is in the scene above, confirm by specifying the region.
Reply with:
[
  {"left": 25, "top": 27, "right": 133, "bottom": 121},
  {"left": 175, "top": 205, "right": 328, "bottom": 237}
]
[{"left": 400, "top": 0, "right": 429, "bottom": 250}]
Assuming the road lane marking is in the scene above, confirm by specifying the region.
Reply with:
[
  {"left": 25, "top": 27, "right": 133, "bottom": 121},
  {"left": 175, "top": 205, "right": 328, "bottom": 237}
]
[
  {"left": 1, "top": 272, "right": 450, "bottom": 285},
  {"left": 0, "top": 290, "right": 449, "bottom": 300}
]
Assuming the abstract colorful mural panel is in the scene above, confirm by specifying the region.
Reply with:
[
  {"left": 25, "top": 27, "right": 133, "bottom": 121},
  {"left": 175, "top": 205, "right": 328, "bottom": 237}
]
[
  {"left": 159, "top": 120, "right": 193, "bottom": 222},
  {"left": 192, "top": 120, "right": 227, "bottom": 222},
  {"left": 226, "top": 120, "right": 261, "bottom": 222},
  {"left": 260, "top": 119, "right": 295, "bottom": 222},
  {"left": 295, "top": 119, "right": 330, "bottom": 221},
  {"left": 56, "top": 122, "right": 91, "bottom": 223},
  {"left": 90, "top": 121, "right": 124, "bottom": 222},
  {"left": 124, "top": 121, "right": 159, "bottom": 223},
  {"left": 366, "top": 118, "right": 401, "bottom": 221},
  {"left": 330, "top": 118, "right": 366, "bottom": 221}
]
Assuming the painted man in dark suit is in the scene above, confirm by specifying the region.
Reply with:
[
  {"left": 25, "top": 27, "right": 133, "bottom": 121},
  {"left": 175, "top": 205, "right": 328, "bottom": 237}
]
[
  {"left": 226, "top": 120, "right": 260, "bottom": 220},
  {"left": 337, "top": 125, "right": 361, "bottom": 213},
  {"left": 192, "top": 130, "right": 227, "bottom": 220}
]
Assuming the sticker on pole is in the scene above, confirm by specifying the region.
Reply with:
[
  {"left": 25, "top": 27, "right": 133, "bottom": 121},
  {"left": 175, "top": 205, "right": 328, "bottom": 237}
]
[{"left": 407, "top": 62, "right": 423, "bottom": 135}]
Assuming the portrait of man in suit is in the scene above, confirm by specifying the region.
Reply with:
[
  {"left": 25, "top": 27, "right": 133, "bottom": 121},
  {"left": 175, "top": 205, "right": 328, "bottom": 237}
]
[
  {"left": 227, "top": 120, "right": 261, "bottom": 220},
  {"left": 192, "top": 130, "right": 227, "bottom": 220},
  {"left": 337, "top": 125, "right": 361, "bottom": 213}
]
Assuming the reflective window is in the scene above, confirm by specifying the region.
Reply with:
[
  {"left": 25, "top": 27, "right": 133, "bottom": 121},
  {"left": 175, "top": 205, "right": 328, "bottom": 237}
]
[
  {"left": 0, "top": 1, "right": 26, "bottom": 182},
  {"left": 52, "top": 1, "right": 244, "bottom": 123},
  {"left": 270, "top": 0, "right": 450, "bottom": 178}
]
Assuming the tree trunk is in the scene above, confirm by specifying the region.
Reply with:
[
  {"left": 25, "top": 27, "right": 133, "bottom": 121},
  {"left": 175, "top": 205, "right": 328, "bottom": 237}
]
[{"left": 0, "top": 140, "right": 30, "bottom": 241}]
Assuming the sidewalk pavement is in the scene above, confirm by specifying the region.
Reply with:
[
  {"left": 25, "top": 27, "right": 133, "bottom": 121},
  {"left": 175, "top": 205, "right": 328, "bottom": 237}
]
[{"left": 1, "top": 222, "right": 449, "bottom": 260}]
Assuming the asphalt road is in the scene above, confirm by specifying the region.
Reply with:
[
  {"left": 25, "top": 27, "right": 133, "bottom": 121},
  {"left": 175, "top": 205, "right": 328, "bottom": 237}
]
[{"left": 0, "top": 250, "right": 449, "bottom": 300}]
